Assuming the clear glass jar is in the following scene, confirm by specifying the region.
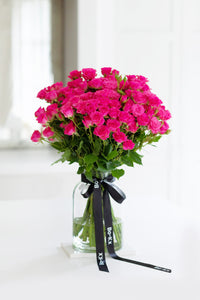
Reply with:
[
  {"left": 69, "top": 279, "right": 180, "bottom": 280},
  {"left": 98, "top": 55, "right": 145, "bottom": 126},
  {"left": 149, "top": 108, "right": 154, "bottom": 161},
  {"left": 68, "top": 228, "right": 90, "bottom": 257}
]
[{"left": 72, "top": 174, "right": 122, "bottom": 253}]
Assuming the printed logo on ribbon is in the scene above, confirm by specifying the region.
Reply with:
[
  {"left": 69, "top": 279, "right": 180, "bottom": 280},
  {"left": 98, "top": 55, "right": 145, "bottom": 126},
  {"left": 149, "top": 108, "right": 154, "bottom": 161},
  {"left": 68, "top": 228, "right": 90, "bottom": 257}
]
[
  {"left": 98, "top": 252, "right": 104, "bottom": 266},
  {"left": 107, "top": 227, "right": 113, "bottom": 245},
  {"left": 94, "top": 180, "right": 99, "bottom": 189}
]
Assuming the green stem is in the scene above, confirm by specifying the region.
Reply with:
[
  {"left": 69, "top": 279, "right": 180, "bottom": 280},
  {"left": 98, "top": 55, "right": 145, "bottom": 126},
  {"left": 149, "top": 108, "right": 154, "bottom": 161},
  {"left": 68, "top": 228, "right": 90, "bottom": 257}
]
[
  {"left": 88, "top": 126, "right": 95, "bottom": 148},
  {"left": 111, "top": 206, "right": 121, "bottom": 246},
  {"left": 73, "top": 197, "right": 91, "bottom": 237},
  {"left": 89, "top": 194, "right": 95, "bottom": 247},
  {"left": 74, "top": 190, "right": 122, "bottom": 251}
]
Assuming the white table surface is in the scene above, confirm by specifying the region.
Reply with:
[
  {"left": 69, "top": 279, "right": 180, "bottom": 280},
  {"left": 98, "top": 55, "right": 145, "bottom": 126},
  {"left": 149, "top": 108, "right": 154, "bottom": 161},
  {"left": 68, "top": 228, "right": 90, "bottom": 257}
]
[{"left": 0, "top": 196, "right": 199, "bottom": 300}]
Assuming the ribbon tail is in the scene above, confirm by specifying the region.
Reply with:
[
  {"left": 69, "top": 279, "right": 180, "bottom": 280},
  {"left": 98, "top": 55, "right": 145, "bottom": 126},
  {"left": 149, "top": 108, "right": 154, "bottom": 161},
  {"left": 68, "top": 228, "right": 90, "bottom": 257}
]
[
  {"left": 103, "top": 189, "right": 117, "bottom": 255},
  {"left": 103, "top": 190, "right": 171, "bottom": 273},
  {"left": 93, "top": 181, "right": 109, "bottom": 272}
]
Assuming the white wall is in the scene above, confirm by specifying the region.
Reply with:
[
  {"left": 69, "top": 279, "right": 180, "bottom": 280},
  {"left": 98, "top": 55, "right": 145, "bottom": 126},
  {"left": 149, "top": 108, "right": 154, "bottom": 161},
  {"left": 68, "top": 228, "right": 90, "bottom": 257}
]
[{"left": 77, "top": 0, "right": 200, "bottom": 211}]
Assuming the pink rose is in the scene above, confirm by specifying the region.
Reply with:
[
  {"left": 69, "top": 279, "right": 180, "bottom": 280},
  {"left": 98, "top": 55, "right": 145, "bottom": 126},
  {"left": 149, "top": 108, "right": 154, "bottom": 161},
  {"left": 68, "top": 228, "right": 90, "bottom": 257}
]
[
  {"left": 127, "top": 120, "right": 138, "bottom": 133},
  {"left": 132, "top": 104, "right": 145, "bottom": 117},
  {"left": 156, "top": 106, "right": 171, "bottom": 120},
  {"left": 138, "top": 75, "right": 148, "bottom": 83},
  {"left": 145, "top": 106, "right": 156, "bottom": 118},
  {"left": 122, "top": 140, "right": 135, "bottom": 150},
  {"left": 109, "top": 99, "right": 121, "bottom": 109},
  {"left": 95, "top": 89, "right": 120, "bottom": 100},
  {"left": 82, "top": 68, "right": 97, "bottom": 81},
  {"left": 76, "top": 101, "right": 87, "bottom": 114},
  {"left": 125, "top": 89, "right": 134, "bottom": 98},
  {"left": 133, "top": 91, "right": 147, "bottom": 104},
  {"left": 31, "top": 130, "right": 41, "bottom": 142},
  {"left": 156, "top": 107, "right": 165, "bottom": 120},
  {"left": 124, "top": 99, "right": 133, "bottom": 112},
  {"left": 88, "top": 78, "right": 103, "bottom": 89},
  {"left": 90, "top": 111, "right": 104, "bottom": 126},
  {"left": 113, "top": 130, "right": 127, "bottom": 143},
  {"left": 148, "top": 117, "right": 162, "bottom": 134},
  {"left": 64, "top": 121, "right": 76, "bottom": 135},
  {"left": 47, "top": 103, "right": 58, "bottom": 114},
  {"left": 43, "top": 127, "right": 54, "bottom": 138},
  {"left": 61, "top": 104, "right": 74, "bottom": 118},
  {"left": 46, "top": 103, "right": 58, "bottom": 120},
  {"left": 45, "top": 91, "right": 57, "bottom": 101},
  {"left": 37, "top": 89, "right": 46, "bottom": 99},
  {"left": 80, "top": 92, "right": 93, "bottom": 100},
  {"left": 69, "top": 96, "right": 79, "bottom": 108},
  {"left": 35, "top": 107, "right": 48, "bottom": 124},
  {"left": 77, "top": 80, "right": 88, "bottom": 92},
  {"left": 51, "top": 82, "right": 63, "bottom": 90},
  {"left": 126, "top": 75, "right": 136, "bottom": 81},
  {"left": 106, "top": 119, "right": 120, "bottom": 131},
  {"left": 108, "top": 108, "right": 119, "bottom": 118},
  {"left": 82, "top": 116, "right": 92, "bottom": 128},
  {"left": 112, "top": 69, "right": 120, "bottom": 75},
  {"left": 142, "top": 83, "right": 149, "bottom": 92},
  {"left": 68, "top": 70, "right": 82, "bottom": 80},
  {"left": 118, "top": 111, "right": 132, "bottom": 123},
  {"left": 101, "top": 67, "right": 112, "bottom": 76},
  {"left": 94, "top": 125, "right": 110, "bottom": 140},
  {"left": 137, "top": 113, "right": 149, "bottom": 126},
  {"left": 84, "top": 100, "right": 98, "bottom": 114},
  {"left": 148, "top": 93, "right": 162, "bottom": 107},
  {"left": 98, "top": 104, "right": 109, "bottom": 116},
  {"left": 128, "top": 80, "right": 141, "bottom": 90},
  {"left": 163, "top": 110, "right": 171, "bottom": 120},
  {"left": 156, "top": 108, "right": 171, "bottom": 121},
  {"left": 102, "top": 78, "right": 118, "bottom": 90},
  {"left": 159, "top": 121, "right": 169, "bottom": 134},
  {"left": 68, "top": 78, "right": 83, "bottom": 89}
]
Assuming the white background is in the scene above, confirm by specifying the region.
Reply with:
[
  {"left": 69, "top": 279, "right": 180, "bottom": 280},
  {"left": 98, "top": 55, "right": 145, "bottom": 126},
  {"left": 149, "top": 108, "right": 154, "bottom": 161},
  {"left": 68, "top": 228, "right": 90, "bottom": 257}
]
[{"left": 0, "top": 0, "right": 200, "bottom": 299}]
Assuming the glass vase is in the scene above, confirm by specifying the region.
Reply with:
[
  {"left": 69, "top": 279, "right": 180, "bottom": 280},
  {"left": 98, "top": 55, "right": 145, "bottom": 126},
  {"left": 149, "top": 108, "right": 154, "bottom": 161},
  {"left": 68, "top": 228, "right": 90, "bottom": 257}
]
[{"left": 72, "top": 173, "right": 122, "bottom": 253}]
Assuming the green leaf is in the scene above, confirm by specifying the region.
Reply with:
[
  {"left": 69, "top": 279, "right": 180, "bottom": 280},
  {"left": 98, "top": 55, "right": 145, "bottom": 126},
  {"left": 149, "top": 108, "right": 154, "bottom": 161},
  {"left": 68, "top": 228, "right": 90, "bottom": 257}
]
[
  {"left": 84, "top": 154, "right": 98, "bottom": 164},
  {"left": 111, "top": 169, "right": 125, "bottom": 179},
  {"left": 107, "top": 150, "right": 119, "bottom": 161},
  {"left": 87, "top": 164, "right": 93, "bottom": 171},
  {"left": 100, "top": 153, "right": 108, "bottom": 160},
  {"left": 85, "top": 170, "right": 93, "bottom": 181},
  {"left": 152, "top": 135, "right": 162, "bottom": 143},
  {"left": 104, "top": 144, "right": 112, "bottom": 156},
  {"left": 121, "top": 156, "right": 133, "bottom": 167},
  {"left": 106, "top": 160, "right": 121, "bottom": 170},
  {"left": 97, "top": 161, "right": 108, "bottom": 172},
  {"left": 77, "top": 166, "right": 85, "bottom": 174},
  {"left": 68, "top": 152, "right": 78, "bottom": 164},
  {"left": 62, "top": 149, "right": 71, "bottom": 161},
  {"left": 94, "top": 139, "right": 102, "bottom": 155},
  {"left": 78, "top": 140, "right": 84, "bottom": 152},
  {"left": 128, "top": 150, "right": 143, "bottom": 165},
  {"left": 51, "top": 158, "right": 63, "bottom": 165},
  {"left": 50, "top": 142, "right": 65, "bottom": 151}
]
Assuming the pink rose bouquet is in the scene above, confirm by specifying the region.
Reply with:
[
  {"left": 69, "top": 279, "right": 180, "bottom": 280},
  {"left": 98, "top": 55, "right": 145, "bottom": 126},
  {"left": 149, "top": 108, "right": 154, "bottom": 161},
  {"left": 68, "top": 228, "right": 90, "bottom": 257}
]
[
  {"left": 31, "top": 68, "right": 172, "bottom": 273},
  {"left": 31, "top": 67, "right": 171, "bottom": 180}
]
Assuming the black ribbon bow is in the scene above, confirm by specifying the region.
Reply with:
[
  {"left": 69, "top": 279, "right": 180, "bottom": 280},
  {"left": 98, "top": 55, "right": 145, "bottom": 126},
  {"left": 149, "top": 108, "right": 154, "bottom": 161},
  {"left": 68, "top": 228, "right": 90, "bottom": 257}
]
[{"left": 81, "top": 173, "right": 171, "bottom": 273}]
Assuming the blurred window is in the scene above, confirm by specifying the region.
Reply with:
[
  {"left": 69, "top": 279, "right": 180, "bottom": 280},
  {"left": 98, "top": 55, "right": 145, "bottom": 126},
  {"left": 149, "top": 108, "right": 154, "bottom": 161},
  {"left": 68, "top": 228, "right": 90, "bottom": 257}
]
[{"left": 0, "top": 0, "right": 63, "bottom": 148}]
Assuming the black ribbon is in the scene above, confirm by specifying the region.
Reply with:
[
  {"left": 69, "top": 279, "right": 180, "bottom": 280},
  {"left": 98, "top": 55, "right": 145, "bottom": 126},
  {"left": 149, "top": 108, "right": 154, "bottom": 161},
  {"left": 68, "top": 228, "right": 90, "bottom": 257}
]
[{"left": 81, "top": 173, "right": 171, "bottom": 273}]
